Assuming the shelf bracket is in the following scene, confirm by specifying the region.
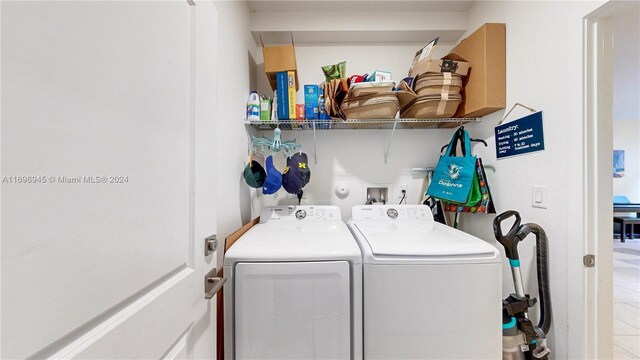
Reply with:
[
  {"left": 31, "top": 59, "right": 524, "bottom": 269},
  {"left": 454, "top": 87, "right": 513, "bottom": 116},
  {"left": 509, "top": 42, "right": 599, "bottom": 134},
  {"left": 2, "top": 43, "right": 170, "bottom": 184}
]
[
  {"left": 383, "top": 119, "right": 399, "bottom": 164},
  {"left": 312, "top": 120, "right": 318, "bottom": 164}
]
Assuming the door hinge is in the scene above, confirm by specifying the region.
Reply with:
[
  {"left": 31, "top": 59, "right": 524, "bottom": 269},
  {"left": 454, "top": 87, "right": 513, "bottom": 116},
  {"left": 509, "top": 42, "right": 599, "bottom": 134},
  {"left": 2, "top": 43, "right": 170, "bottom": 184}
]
[
  {"left": 205, "top": 234, "right": 217, "bottom": 256},
  {"left": 583, "top": 254, "right": 595, "bottom": 267}
]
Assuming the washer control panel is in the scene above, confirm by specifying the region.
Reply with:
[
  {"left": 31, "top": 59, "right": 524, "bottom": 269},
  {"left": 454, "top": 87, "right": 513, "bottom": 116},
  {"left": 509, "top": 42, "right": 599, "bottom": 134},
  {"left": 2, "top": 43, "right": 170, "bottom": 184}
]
[
  {"left": 351, "top": 205, "right": 433, "bottom": 221},
  {"left": 262, "top": 206, "right": 341, "bottom": 222}
]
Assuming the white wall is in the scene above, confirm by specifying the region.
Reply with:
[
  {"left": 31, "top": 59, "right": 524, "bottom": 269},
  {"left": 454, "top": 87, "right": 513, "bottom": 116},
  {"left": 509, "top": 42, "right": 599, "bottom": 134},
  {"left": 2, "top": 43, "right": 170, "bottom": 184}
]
[
  {"left": 458, "top": 2, "right": 604, "bottom": 359},
  {"left": 613, "top": 120, "right": 640, "bottom": 202},
  {"left": 612, "top": 7, "right": 640, "bottom": 203},
  {"left": 214, "top": 1, "right": 259, "bottom": 258},
  {"left": 251, "top": 129, "right": 461, "bottom": 217},
  {"left": 613, "top": 6, "right": 640, "bottom": 120}
]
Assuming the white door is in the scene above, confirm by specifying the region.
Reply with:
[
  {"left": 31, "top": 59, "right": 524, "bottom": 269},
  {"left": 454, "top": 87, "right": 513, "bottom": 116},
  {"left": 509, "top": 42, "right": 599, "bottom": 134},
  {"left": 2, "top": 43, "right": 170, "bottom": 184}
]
[{"left": 1, "top": 1, "right": 219, "bottom": 359}]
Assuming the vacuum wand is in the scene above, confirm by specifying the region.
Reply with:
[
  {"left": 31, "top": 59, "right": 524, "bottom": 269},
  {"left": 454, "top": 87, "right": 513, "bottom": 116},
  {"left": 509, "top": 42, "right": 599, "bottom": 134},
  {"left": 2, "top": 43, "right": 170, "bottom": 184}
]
[
  {"left": 493, "top": 210, "right": 528, "bottom": 298},
  {"left": 511, "top": 263, "right": 526, "bottom": 298}
]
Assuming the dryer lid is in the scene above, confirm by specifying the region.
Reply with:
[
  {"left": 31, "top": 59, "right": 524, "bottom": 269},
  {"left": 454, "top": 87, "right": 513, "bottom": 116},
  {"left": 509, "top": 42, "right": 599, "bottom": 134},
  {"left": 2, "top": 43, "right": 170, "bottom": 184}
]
[
  {"left": 225, "top": 222, "right": 362, "bottom": 263},
  {"left": 353, "top": 221, "right": 497, "bottom": 258}
]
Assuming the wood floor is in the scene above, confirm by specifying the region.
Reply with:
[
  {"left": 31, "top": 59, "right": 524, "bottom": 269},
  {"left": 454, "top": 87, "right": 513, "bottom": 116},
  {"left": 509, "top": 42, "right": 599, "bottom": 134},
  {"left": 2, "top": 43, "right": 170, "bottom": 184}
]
[{"left": 613, "top": 240, "right": 640, "bottom": 359}]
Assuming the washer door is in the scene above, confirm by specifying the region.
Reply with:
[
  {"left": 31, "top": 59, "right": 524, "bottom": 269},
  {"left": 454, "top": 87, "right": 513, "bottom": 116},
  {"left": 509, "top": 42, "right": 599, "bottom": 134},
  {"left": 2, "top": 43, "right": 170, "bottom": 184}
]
[
  {"left": 364, "top": 262, "right": 502, "bottom": 359},
  {"left": 234, "top": 261, "right": 351, "bottom": 359}
]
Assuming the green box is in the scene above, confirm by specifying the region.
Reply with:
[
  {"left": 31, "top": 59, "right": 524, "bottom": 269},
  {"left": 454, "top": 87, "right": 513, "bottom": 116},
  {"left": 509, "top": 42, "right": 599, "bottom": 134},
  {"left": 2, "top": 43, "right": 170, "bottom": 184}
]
[{"left": 260, "top": 98, "right": 271, "bottom": 120}]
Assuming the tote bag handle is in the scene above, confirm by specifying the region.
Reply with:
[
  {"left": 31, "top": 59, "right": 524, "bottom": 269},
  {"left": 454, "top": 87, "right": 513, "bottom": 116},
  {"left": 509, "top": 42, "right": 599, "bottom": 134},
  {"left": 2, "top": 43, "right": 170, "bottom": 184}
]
[{"left": 445, "top": 128, "right": 471, "bottom": 158}]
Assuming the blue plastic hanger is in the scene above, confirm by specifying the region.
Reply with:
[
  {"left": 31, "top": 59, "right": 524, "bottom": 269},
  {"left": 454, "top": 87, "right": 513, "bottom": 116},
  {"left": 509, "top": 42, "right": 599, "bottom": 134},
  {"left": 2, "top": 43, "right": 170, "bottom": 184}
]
[{"left": 250, "top": 126, "right": 301, "bottom": 157}]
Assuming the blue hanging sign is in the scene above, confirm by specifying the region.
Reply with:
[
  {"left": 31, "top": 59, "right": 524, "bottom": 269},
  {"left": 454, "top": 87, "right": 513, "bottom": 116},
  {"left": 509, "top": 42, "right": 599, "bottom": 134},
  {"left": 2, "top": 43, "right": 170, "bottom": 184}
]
[{"left": 495, "top": 111, "right": 545, "bottom": 159}]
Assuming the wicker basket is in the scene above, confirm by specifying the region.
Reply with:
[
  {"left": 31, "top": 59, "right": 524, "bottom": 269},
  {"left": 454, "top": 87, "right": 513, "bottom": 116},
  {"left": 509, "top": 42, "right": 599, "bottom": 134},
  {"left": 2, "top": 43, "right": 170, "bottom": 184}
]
[
  {"left": 348, "top": 82, "right": 395, "bottom": 97},
  {"left": 341, "top": 92, "right": 399, "bottom": 119},
  {"left": 414, "top": 72, "right": 463, "bottom": 96},
  {"left": 400, "top": 93, "right": 462, "bottom": 123}
]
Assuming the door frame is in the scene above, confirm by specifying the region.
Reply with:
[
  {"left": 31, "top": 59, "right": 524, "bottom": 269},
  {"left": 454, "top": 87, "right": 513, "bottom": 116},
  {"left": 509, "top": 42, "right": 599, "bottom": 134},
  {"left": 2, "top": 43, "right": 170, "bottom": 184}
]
[{"left": 582, "top": 1, "right": 633, "bottom": 358}]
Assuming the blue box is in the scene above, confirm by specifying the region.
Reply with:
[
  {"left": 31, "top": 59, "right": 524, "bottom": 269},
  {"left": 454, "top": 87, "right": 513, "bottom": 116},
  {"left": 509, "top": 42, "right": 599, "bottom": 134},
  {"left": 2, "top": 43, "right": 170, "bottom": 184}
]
[
  {"left": 276, "top": 71, "right": 289, "bottom": 120},
  {"left": 304, "top": 85, "right": 319, "bottom": 120}
]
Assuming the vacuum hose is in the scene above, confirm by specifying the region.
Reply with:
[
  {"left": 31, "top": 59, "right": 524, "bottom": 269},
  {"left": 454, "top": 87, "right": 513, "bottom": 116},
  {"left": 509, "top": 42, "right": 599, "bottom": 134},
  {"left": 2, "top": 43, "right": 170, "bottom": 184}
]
[{"left": 525, "top": 223, "right": 552, "bottom": 335}]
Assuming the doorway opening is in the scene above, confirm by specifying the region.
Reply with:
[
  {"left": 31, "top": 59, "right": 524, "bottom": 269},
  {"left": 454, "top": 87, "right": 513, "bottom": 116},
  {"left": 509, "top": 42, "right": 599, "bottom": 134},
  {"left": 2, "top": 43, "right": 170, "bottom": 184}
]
[{"left": 610, "top": 2, "right": 640, "bottom": 358}]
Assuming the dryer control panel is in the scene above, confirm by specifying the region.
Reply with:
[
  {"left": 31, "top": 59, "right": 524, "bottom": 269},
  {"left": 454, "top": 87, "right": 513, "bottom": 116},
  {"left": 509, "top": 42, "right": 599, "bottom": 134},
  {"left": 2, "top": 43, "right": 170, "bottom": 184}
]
[
  {"left": 261, "top": 206, "right": 341, "bottom": 222},
  {"left": 351, "top": 205, "right": 433, "bottom": 221}
]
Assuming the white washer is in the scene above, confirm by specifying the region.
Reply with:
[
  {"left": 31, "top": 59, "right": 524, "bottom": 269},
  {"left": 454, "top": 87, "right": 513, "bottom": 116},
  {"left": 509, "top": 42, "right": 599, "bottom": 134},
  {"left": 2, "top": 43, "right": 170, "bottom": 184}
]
[
  {"left": 224, "top": 205, "right": 363, "bottom": 360},
  {"left": 348, "top": 205, "right": 502, "bottom": 359}
]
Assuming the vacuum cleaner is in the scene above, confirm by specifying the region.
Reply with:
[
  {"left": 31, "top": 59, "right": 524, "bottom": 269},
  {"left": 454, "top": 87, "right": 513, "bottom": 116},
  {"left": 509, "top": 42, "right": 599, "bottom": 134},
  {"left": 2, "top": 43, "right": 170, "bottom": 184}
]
[{"left": 493, "top": 211, "right": 552, "bottom": 360}]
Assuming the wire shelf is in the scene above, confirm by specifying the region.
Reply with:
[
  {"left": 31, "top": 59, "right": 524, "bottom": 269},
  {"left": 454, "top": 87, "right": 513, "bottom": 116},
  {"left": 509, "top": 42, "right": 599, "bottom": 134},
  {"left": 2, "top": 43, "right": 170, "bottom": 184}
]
[
  {"left": 244, "top": 117, "right": 481, "bottom": 164},
  {"left": 244, "top": 118, "right": 478, "bottom": 130}
]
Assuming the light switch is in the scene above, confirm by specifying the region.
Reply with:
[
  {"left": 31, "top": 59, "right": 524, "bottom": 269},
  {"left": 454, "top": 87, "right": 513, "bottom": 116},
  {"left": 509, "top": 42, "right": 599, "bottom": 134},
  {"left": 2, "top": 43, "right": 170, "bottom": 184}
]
[
  {"left": 532, "top": 185, "right": 548, "bottom": 209},
  {"left": 534, "top": 190, "right": 543, "bottom": 203}
]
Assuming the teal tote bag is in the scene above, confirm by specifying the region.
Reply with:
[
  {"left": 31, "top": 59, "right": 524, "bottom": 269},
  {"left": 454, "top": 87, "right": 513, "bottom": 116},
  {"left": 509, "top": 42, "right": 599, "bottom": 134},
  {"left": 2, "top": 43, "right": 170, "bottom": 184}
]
[{"left": 427, "top": 129, "right": 477, "bottom": 203}]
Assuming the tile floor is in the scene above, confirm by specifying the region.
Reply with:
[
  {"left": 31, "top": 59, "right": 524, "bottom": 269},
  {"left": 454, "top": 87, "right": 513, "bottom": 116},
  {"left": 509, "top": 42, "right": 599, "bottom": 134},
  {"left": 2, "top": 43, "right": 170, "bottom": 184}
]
[{"left": 613, "top": 240, "right": 640, "bottom": 359}]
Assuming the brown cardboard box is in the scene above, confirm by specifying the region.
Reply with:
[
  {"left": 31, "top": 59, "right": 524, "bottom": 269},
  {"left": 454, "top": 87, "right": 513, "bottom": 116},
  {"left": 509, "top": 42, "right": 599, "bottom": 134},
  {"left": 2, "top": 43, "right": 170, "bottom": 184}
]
[
  {"left": 261, "top": 35, "right": 299, "bottom": 91},
  {"left": 450, "top": 23, "right": 506, "bottom": 118},
  {"left": 409, "top": 54, "right": 470, "bottom": 77}
]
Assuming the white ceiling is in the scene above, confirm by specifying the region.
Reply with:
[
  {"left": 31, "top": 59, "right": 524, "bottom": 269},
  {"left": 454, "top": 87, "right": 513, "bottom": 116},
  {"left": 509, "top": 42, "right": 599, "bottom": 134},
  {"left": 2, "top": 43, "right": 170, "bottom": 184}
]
[
  {"left": 249, "top": 0, "right": 472, "bottom": 45},
  {"left": 248, "top": 0, "right": 475, "bottom": 13}
]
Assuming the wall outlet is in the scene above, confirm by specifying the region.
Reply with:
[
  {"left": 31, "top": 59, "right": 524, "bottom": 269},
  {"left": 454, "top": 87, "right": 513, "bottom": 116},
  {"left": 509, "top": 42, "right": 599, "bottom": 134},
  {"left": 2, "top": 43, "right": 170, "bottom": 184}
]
[
  {"left": 532, "top": 185, "right": 548, "bottom": 209},
  {"left": 398, "top": 184, "right": 408, "bottom": 202}
]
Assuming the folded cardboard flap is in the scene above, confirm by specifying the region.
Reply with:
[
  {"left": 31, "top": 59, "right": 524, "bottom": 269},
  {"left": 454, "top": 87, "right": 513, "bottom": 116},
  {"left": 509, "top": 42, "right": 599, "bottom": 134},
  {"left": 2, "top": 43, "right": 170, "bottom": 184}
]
[
  {"left": 322, "top": 79, "right": 349, "bottom": 119},
  {"left": 408, "top": 38, "right": 470, "bottom": 77},
  {"left": 261, "top": 34, "right": 299, "bottom": 91},
  {"left": 414, "top": 37, "right": 438, "bottom": 64},
  {"left": 217, "top": 216, "right": 261, "bottom": 360},
  {"left": 395, "top": 80, "right": 417, "bottom": 110},
  {"left": 224, "top": 216, "right": 260, "bottom": 252},
  {"left": 409, "top": 58, "right": 470, "bottom": 77},
  {"left": 443, "top": 53, "right": 467, "bottom": 62}
]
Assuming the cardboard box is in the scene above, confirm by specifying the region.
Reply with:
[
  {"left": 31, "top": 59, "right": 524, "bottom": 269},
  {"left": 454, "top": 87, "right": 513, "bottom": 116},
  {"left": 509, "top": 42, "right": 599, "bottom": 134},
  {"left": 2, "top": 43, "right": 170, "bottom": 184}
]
[
  {"left": 260, "top": 98, "right": 271, "bottom": 120},
  {"left": 304, "top": 85, "right": 319, "bottom": 120},
  {"left": 368, "top": 70, "right": 392, "bottom": 82},
  {"left": 276, "top": 71, "right": 289, "bottom": 120},
  {"left": 287, "top": 71, "right": 296, "bottom": 119},
  {"left": 408, "top": 38, "right": 469, "bottom": 77},
  {"left": 409, "top": 54, "right": 470, "bottom": 77},
  {"left": 450, "top": 23, "right": 506, "bottom": 118},
  {"left": 296, "top": 104, "right": 305, "bottom": 120},
  {"left": 262, "top": 34, "right": 299, "bottom": 91}
]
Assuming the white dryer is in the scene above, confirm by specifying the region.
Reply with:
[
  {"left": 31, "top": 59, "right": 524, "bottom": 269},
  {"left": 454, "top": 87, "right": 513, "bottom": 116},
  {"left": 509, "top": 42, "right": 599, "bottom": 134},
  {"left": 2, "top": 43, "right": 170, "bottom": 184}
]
[
  {"left": 348, "top": 205, "right": 501, "bottom": 359},
  {"left": 224, "top": 205, "right": 363, "bottom": 359}
]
